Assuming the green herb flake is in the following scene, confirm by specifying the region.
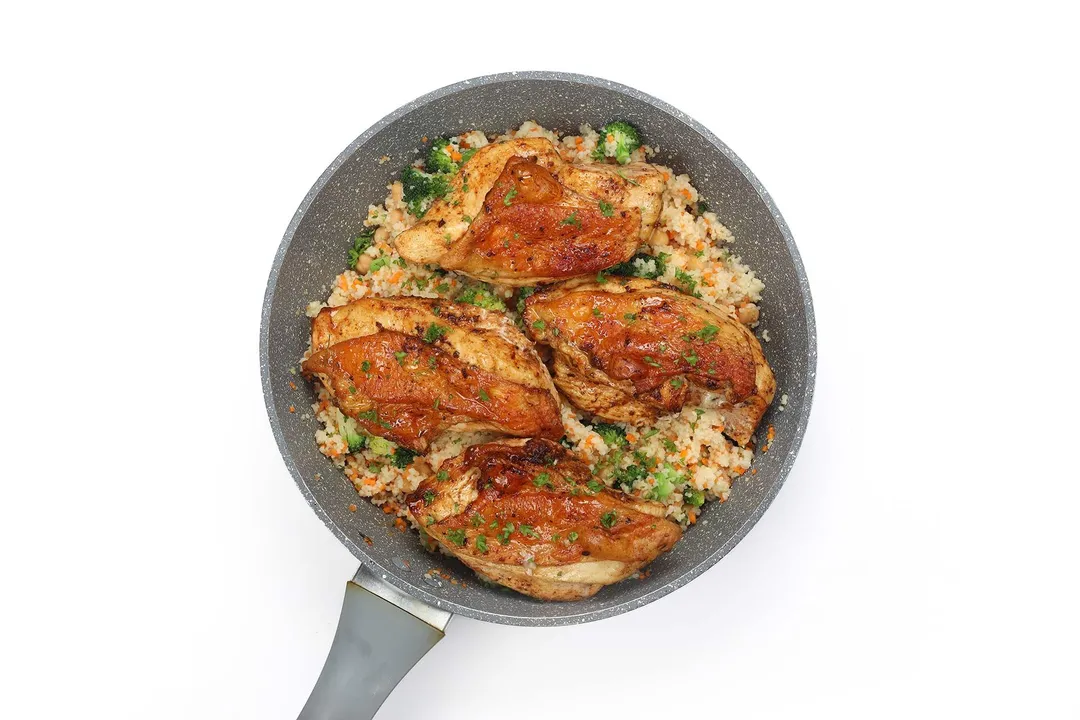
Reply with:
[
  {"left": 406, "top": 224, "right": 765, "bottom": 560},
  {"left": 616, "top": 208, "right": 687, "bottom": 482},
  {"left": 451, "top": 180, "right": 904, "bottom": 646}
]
[
  {"left": 600, "top": 510, "right": 618, "bottom": 529},
  {"left": 560, "top": 211, "right": 581, "bottom": 227},
  {"left": 519, "top": 525, "right": 539, "bottom": 538},
  {"left": 423, "top": 323, "right": 448, "bottom": 343},
  {"left": 433, "top": 397, "right": 441, "bottom": 410},
  {"left": 503, "top": 187, "right": 518, "bottom": 206},
  {"left": 643, "top": 356, "right": 661, "bottom": 368},
  {"left": 478, "top": 388, "right": 490, "bottom": 402},
  {"left": 567, "top": 531, "right": 579, "bottom": 543},
  {"left": 369, "top": 256, "right": 389, "bottom": 273},
  {"left": 670, "top": 377, "right": 685, "bottom": 388},
  {"left": 598, "top": 200, "right": 615, "bottom": 217},
  {"left": 463, "top": 214, "right": 473, "bottom": 223},
  {"left": 471, "top": 513, "right": 483, "bottom": 527},
  {"left": 423, "top": 490, "right": 436, "bottom": 505},
  {"left": 694, "top": 324, "right": 720, "bottom": 342},
  {"left": 360, "top": 360, "right": 371, "bottom": 373},
  {"left": 662, "top": 438, "right": 679, "bottom": 453},
  {"left": 624, "top": 312, "right": 637, "bottom": 322},
  {"left": 592, "top": 308, "right": 602, "bottom": 317},
  {"left": 475, "top": 535, "right": 489, "bottom": 553},
  {"left": 348, "top": 385, "right": 357, "bottom": 394},
  {"left": 498, "top": 523, "right": 515, "bottom": 544},
  {"left": 586, "top": 479, "right": 604, "bottom": 494},
  {"left": 436, "top": 470, "right": 449, "bottom": 481},
  {"left": 683, "top": 351, "right": 699, "bottom": 367},
  {"left": 447, "top": 529, "right": 467, "bottom": 547},
  {"left": 394, "top": 351, "right": 407, "bottom": 365},
  {"left": 644, "top": 428, "right": 660, "bottom": 438},
  {"left": 531, "top": 319, "right": 546, "bottom": 331},
  {"left": 392, "top": 447, "right": 418, "bottom": 469},
  {"left": 533, "top": 472, "right": 554, "bottom": 489}
]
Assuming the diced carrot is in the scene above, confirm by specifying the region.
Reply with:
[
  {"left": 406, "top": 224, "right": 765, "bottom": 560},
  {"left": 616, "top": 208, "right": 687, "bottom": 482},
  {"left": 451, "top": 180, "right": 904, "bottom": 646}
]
[
  {"left": 421, "top": 136, "right": 428, "bottom": 143},
  {"left": 288, "top": 405, "right": 296, "bottom": 413},
  {"left": 606, "top": 133, "right": 615, "bottom": 143},
  {"left": 348, "top": 503, "right": 358, "bottom": 512}
]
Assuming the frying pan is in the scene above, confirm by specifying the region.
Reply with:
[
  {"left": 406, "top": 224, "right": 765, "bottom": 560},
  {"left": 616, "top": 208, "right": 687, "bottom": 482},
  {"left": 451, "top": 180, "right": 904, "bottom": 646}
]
[{"left": 261, "top": 71, "right": 816, "bottom": 719}]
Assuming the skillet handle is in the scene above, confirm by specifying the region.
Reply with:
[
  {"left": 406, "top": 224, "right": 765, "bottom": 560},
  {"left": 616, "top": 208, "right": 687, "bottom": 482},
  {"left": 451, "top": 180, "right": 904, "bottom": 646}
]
[{"left": 298, "top": 565, "right": 452, "bottom": 720}]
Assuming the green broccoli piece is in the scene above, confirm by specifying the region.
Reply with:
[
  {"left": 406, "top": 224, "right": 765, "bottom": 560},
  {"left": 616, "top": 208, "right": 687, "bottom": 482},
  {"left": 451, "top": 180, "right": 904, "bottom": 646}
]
[
  {"left": 612, "top": 462, "right": 647, "bottom": 493},
  {"left": 606, "top": 252, "right": 669, "bottom": 280},
  {"left": 649, "top": 463, "right": 685, "bottom": 502},
  {"left": 347, "top": 229, "right": 376, "bottom": 268},
  {"left": 368, "top": 436, "right": 394, "bottom": 456},
  {"left": 400, "top": 165, "right": 451, "bottom": 218},
  {"left": 599, "top": 121, "right": 643, "bottom": 164},
  {"left": 457, "top": 284, "right": 507, "bottom": 311},
  {"left": 340, "top": 417, "right": 366, "bottom": 453},
  {"left": 516, "top": 286, "right": 537, "bottom": 315},
  {"left": 427, "top": 138, "right": 459, "bottom": 174},
  {"left": 683, "top": 486, "right": 705, "bottom": 507},
  {"left": 592, "top": 423, "right": 628, "bottom": 449},
  {"left": 392, "top": 447, "right": 418, "bottom": 469}
]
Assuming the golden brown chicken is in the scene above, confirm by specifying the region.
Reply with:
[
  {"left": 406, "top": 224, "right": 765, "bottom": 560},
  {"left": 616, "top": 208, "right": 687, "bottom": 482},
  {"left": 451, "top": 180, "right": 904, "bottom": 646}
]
[
  {"left": 405, "top": 438, "right": 682, "bottom": 600},
  {"left": 523, "top": 277, "right": 775, "bottom": 446},
  {"left": 394, "top": 138, "right": 666, "bottom": 286},
  {"left": 301, "top": 297, "right": 563, "bottom": 452}
]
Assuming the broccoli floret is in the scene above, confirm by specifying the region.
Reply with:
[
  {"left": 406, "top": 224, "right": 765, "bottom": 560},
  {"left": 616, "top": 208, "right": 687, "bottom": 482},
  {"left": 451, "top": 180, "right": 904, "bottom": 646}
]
[
  {"left": 606, "top": 252, "right": 669, "bottom": 280},
  {"left": 347, "top": 229, "right": 376, "bottom": 268},
  {"left": 340, "top": 416, "right": 366, "bottom": 453},
  {"left": 649, "top": 463, "right": 685, "bottom": 502},
  {"left": 400, "top": 165, "right": 451, "bottom": 218},
  {"left": 592, "top": 422, "right": 628, "bottom": 449},
  {"left": 368, "top": 436, "right": 394, "bottom": 456},
  {"left": 683, "top": 486, "right": 705, "bottom": 507},
  {"left": 599, "top": 121, "right": 642, "bottom": 164},
  {"left": 458, "top": 284, "right": 506, "bottom": 311},
  {"left": 427, "top": 138, "right": 459, "bottom": 174},
  {"left": 392, "top": 447, "right": 418, "bottom": 469},
  {"left": 612, "top": 462, "right": 647, "bottom": 493}
]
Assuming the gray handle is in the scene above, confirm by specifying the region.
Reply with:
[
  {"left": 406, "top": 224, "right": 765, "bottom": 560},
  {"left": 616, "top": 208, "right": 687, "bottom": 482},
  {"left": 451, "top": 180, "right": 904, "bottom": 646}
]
[{"left": 299, "top": 566, "right": 452, "bottom": 720}]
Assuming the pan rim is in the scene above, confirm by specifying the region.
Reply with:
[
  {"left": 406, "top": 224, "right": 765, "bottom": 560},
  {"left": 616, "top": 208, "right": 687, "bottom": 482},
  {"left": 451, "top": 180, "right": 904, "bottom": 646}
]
[{"left": 260, "top": 70, "right": 817, "bottom": 626}]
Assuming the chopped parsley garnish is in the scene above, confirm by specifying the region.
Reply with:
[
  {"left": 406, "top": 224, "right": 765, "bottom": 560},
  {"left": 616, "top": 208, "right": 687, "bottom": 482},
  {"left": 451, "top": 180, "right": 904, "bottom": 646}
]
[
  {"left": 489, "top": 520, "right": 499, "bottom": 529},
  {"left": 567, "top": 531, "right": 579, "bottom": 543},
  {"left": 478, "top": 388, "right": 490, "bottom": 402},
  {"left": 503, "top": 187, "right": 518, "bottom": 205},
  {"left": 348, "top": 385, "right": 357, "bottom": 394},
  {"left": 697, "top": 200, "right": 710, "bottom": 214},
  {"left": 516, "top": 286, "right": 537, "bottom": 314},
  {"left": 431, "top": 305, "right": 440, "bottom": 315},
  {"left": 531, "top": 319, "right": 546, "bottom": 331},
  {"left": 446, "top": 529, "right": 467, "bottom": 547},
  {"left": 394, "top": 351, "right": 407, "bottom": 365},
  {"left": 462, "top": 214, "right": 473, "bottom": 223},
  {"left": 347, "top": 229, "right": 375, "bottom": 267},
  {"left": 692, "top": 324, "right": 720, "bottom": 342},
  {"left": 423, "top": 323, "right": 448, "bottom": 343},
  {"left": 624, "top": 312, "right": 637, "bottom": 321},
  {"left": 423, "top": 490, "right": 436, "bottom": 505},
  {"left": 475, "top": 535, "right": 489, "bottom": 553},
  {"left": 436, "top": 470, "right": 449, "bottom": 481},
  {"left": 600, "top": 510, "right": 618, "bottom": 529},
  {"left": 586, "top": 479, "right": 604, "bottom": 494},
  {"left": 592, "top": 307, "right": 601, "bottom": 316},
  {"left": 662, "top": 438, "right": 678, "bottom": 453},
  {"left": 498, "top": 523, "right": 515, "bottom": 544},
  {"left": 670, "top": 377, "right": 685, "bottom": 388},
  {"left": 533, "top": 472, "right": 553, "bottom": 489},
  {"left": 596, "top": 270, "right": 609, "bottom": 283},
  {"left": 683, "top": 351, "right": 699, "bottom": 367},
  {"left": 616, "top": 170, "right": 640, "bottom": 186},
  {"left": 643, "top": 356, "right": 661, "bottom": 368},
  {"left": 392, "top": 447, "right": 418, "bottom": 468},
  {"left": 560, "top": 211, "right": 581, "bottom": 227},
  {"left": 360, "top": 360, "right": 371, "bottom": 373},
  {"left": 435, "top": 282, "right": 450, "bottom": 293},
  {"left": 552, "top": 533, "right": 561, "bottom": 541},
  {"left": 606, "top": 252, "right": 669, "bottom": 280},
  {"left": 598, "top": 200, "right": 614, "bottom": 217},
  {"left": 428, "top": 356, "right": 437, "bottom": 370},
  {"left": 519, "top": 525, "right": 539, "bottom": 538},
  {"left": 644, "top": 428, "right": 660, "bottom": 438},
  {"left": 471, "top": 513, "right": 483, "bottom": 527},
  {"left": 394, "top": 257, "right": 408, "bottom": 268},
  {"left": 674, "top": 268, "right": 698, "bottom": 295},
  {"left": 369, "top": 257, "right": 389, "bottom": 273},
  {"left": 433, "top": 397, "right": 440, "bottom": 409}
]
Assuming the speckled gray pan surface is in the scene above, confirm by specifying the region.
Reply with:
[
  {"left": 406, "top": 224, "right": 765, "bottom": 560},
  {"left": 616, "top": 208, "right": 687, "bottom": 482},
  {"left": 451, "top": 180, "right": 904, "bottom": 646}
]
[{"left": 261, "top": 71, "right": 816, "bottom": 626}]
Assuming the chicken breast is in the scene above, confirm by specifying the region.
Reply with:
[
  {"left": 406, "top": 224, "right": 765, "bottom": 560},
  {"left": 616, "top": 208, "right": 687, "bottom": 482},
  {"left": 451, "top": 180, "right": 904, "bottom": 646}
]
[
  {"left": 394, "top": 138, "right": 666, "bottom": 286},
  {"left": 405, "top": 438, "right": 682, "bottom": 600},
  {"left": 301, "top": 297, "right": 563, "bottom": 452},
  {"left": 523, "top": 277, "right": 775, "bottom": 446}
]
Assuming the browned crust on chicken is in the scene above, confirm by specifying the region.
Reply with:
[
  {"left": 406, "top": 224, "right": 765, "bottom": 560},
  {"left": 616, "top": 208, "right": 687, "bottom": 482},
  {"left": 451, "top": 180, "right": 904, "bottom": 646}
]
[
  {"left": 523, "top": 277, "right": 775, "bottom": 446},
  {"left": 405, "top": 438, "right": 681, "bottom": 600}
]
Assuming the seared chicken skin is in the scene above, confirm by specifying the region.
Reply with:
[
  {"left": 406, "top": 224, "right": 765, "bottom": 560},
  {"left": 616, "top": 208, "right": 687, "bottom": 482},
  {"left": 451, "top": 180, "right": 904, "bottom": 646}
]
[
  {"left": 523, "top": 277, "right": 775, "bottom": 446},
  {"left": 301, "top": 298, "right": 563, "bottom": 452},
  {"left": 406, "top": 438, "right": 682, "bottom": 600},
  {"left": 394, "top": 138, "right": 666, "bottom": 286}
]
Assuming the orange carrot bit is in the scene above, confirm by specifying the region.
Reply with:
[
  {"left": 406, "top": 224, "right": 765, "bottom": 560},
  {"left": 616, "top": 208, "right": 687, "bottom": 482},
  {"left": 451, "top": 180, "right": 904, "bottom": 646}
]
[
  {"left": 421, "top": 136, "right": 428, "bottom": 143},
  {"left": 575, "top": 136, "right": 584, "bottom": 147},
  {"left": 606, "top": 133, "right": 615, "bottom": 143},
  {"left": 363, "top": 536, "right": 374, "bottom": 546},
  {"left": 450, "top": 149, "right": 462, "bottom": 162},
  {"left": 289, "top": 381, "right": 297, "bottom": 390},
  {"left": 288, "top": 405, "right": 296, "bottom": 413},
  {"left": 348, "top": 503, "right": 358, "bottom": 512},
  {"left": 382, "top": 504, "right": 395, "bottom": 515},
  {"left": 393, "top": 517, "right": 407, "bottom": 532},
  {"left": 767, "top": 425, "right": 776, "bottom": 441},
  {"left": 680, "top": 188, "right": 692, "bottom": 200},
  {"left": 364, "top": 476, "right": 376, "bottom": 486},
  {"left": 751, "top": 468, "right": 758, "bottom": 475},
  {"left": 688, "top": 513, "right": 697, "bottom": 525}
]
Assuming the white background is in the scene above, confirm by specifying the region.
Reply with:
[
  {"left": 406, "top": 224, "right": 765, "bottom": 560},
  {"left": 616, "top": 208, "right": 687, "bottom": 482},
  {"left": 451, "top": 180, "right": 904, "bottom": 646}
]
[{"left": 2, "top": 2, "right": 1078, "bottom": 718}]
